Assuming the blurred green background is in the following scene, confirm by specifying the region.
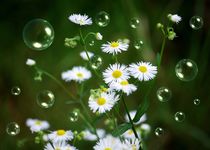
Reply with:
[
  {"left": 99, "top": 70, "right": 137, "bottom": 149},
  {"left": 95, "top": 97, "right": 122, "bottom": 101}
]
[{"left": 0, "top": 0, "right": 210, "bottom": 149}]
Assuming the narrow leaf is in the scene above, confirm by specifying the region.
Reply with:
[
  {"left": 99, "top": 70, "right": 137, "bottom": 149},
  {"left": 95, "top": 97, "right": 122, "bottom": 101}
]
[{"left": 112, "top": 123, "right": 132, "bottom": 137}]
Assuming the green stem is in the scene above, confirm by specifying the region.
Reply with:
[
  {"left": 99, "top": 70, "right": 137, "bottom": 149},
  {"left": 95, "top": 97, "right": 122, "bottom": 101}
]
[
  {"left": 84, "top": 32, "right": 96, "bottom": 41},
  {"left": 122, "top": 95, "right": 139, "bottom": 139}
]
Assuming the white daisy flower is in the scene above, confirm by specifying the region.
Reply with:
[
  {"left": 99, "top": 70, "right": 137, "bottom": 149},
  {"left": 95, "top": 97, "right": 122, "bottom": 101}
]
[
  {"left": 122, "top": 129, "right": 140, "bottom": 140},
  {"left": 43, "top": 134, "right": 49, "bottom": 142},
  {"left": 88, "top": 91, "right": 119, "bottom": 114},
  {"left": 168, "top": 14, "right": 182, "bottom": 24},
  {"left": 26, "top": 118, "right": 49, "bottom": 133},
  {"left": 61, "top": 66, "right": 91, "bottom": 83},
  {"left": 68, "top": 14, "right": 92, "bottom": 26},
  {"left": 129, "top": 61, "right": 157, "bottom": 81},
  {"left": 93, "top": 135, "right": 122, "bottom": 150},
  {"left": 80, "top": 51, "right": 94, "bottom": 61},
  {"left": 101, "top": 41, "right": 129, "bottom": 55},
  {"left": 44, "top": 142, "right": 67, "bottom": 150},
  {"left": 140, "top": 123, "right": 151, "bottom": 133},
  {"left": 96, "top": 32, "right": 103, "bottom": 40},
  {"left": 48, "top": 129, "right": 74, "bottom": 143},
  {"left": 110, "top": 80, "right": 137, "bottom": 95},
  {"left": 125, "top": 111, "right": 147, "bottom": 125},
  {"left": 103, "top": 63, "right": 130, "bottom": 84},
  {"left": 26, "top": 58, "right": 36, "bottom": 66},
  {"left": 122, "top": 138, "right": 140, "bottom": 150},
  {"left": 83, "top": 129, "right": 105, "bottom": 141}
]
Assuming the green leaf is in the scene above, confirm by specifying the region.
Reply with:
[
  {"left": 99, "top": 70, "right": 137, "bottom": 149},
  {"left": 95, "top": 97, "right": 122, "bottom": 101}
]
[
  {"left": 156, "top": 52, "right": 161, "bottom": 65},
  {"left": 112, "top": 123, "right": 132, "bottom": 137},
  {"left": 133, "top": 97, "right": 149, "bottom": 123}
]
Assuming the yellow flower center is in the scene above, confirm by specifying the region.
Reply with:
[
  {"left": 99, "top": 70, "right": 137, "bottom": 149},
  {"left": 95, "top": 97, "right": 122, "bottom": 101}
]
[
  {"left": 101, "top": 87, "right": 108, "bottom": 92},
  {"left": 76, "top": 72, "right": 83, "bottom": 78},
  {"left": 110, "top": 41, "right": 119, "bottom": 48},
  {"left": 104, "top": 148, "right": 112, "bottom": 150},
  {"left": 128, "top": 129, "right": 133, "bottom": 135},
  {"left": 55, "top": 148, "right": 61, "bottom": 150},
  {"left": 56, "top": 130, "right": 66, "bottom": 136},
  {"left": 112, "top": 70, "right": 122, "bottom": 78},
  {"left": 35, "top": 121, "right": 42, "bottom": 125},
  {"left": 120, "top": 80, "right": 129, "bottom": 86},
  {"left": 132, "top": 145, "right": 137, "bottom": 150},
  {"left": 97, "top": 97, "right": 106, "bottom": 105},
  {"left": 138, "top": 66, "right": 147, "bottom": 73}
]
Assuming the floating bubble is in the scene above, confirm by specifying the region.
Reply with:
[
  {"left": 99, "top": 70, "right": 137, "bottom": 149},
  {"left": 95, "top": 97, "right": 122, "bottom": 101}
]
[
  {"left": 193, "top": 98, "right": 200, "bottom": 106},
  {"left": 23, "top": 19, "right": 54, "bottom": 51},
  {"left": 175, "top": 59, "right": 198, "bottom": 81},
  {"left": 156, "top": 87, "right": 172, "bottom": 102},
  {"left": 174, "top": 111, "right": 185, "bottom": 122},
  {"left": 91, "top": 55, "right": 103, "bottom": 69},
  {"left": 69, "top": 109, "right": 79, "bottom": 122},
  {"left": 89, "top": 40, "right": 95, "bottom": 46},
  {"left": 11, "top": 86, "right": 21, "bottom": 96},
  {"left": 134, "top": 40, "right": 144, "bottom": 50},
  {"left": 189, "top": 16, "right": 203, "bottom": 30},
  {"left": 155, "top": 127, "right": 164, "bottom": 136},
  {"left": 130, "top": 18, "right": 140, "bottom": 28},
  {"left": 36, "top": 90, "right": 55, "bottom": 108},
  {"left": 95, "top": 11, "right": 110, "bottom": 27},
  {"left": 6, "top": 122, "right": 20, "bottom": 136}
]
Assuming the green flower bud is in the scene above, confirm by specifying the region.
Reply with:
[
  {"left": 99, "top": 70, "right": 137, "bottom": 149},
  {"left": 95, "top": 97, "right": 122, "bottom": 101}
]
[
  {"left": 168, "top": 31, "right": 176, "bottom": 40},
  {"left": 64, "top": 38, "right": 78, "bottom": 48},
  {"left": 156, "top": 23, "right": 163, "bottom": 29}
]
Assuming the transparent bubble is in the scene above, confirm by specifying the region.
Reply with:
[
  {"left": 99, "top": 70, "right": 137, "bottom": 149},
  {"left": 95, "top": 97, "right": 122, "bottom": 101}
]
[
  {"left": 23, "top": 19, "right": 54, "bottom": 51},
  {"left": 11, "top": 86, "right": 21, "bottom": 96},
  {"left": 89, "top": 40, "right": 95, "bottom": 46},
  {"left": 156, "top": 87, "right": 172, "bottom": 102},
  {"left": 175, "top": 59, "right": 198, "bottom": 81},
  {"left": 95, "top": 11, "right": 110, "bottom": 27},
  {"left": 174, "top": 111, "right": 185, "bottom": 122},
  {"left": 6, "top": 122, "right": 20, "bottom": 136},
  {"left": 155, "top": 127, "right": 164, "bottom": 136},
  {"left": 193, "top": 98, "right": 200, "bottom": 106},
  {"left": 69, "top": 109, "right": 79, "bottom": 122},
  {"left": 189, "top": 16, "right": 203, "bottom": 30},
  {"left": 91, "top": 55, "right": 103, "bottom": 69},
  {"left": 134, "top": 40, "right": 144, "bottom": 50},
  {"left": 36, "top": 90, "right": 55, "bottom": 108},
  {"left": 130, "top": 18, "right": 140, "bottom": 28}
]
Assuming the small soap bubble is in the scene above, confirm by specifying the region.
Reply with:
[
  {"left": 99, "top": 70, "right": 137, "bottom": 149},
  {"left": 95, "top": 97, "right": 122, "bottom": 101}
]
[
  {"left": 130, "top": 18, "right": 140, "bottom": 28},
  {"left": 89, "top": 40, "right": 95, "bottom": 46},
  {"left": 23, "top": 19, "right": 54, "bottom": 51},
  {"left": 155, "top": 127, "right": 164, "bottom": 136},
  {"left": 69, "top": 109, "right": 80, "bottom": 122},
  {"left": 6, "top": 122, "right": 20, "bottom": 136},
  {"left": 175, "top": 59, "right": 198, "bottom": 81},
  {"left": 193, "top": 98, "right": 200, "bottom": 106},
  {"left": 156, "top": 87, "right": 172, "bottom": 102},
  {"left": 174, "top": 111, "right": 185, "bottom": 122},
  {"left": 134, "top": 40, "right": 144, "bottom": 50},
  {"left": 95, "top": 11, "right": 110, "bottom": 27},
  {"left": 189, "top": 16, "right": 203, "bottom": 30},
  {"left": 36, "top": 90, "right": 55, "bottom": 108},
  {"left": 11, "top": 86, "right": 21, "bottom": 96}
]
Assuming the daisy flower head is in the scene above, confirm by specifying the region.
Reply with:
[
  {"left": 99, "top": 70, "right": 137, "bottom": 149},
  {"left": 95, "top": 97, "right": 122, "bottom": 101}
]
[
  {"left": 129, "top": 61, "right": 157, "bottom": 81},
  {"left": 68, "top": 14, "right": 92, "bottom": 26},
  {"left": 122, "top": 129, "right": 140, "bottom": 140},
  {"left": 122, "top": 138, "right": 140, "bottom": 150},
  {"left": 61, "top": 66, "right": 91, "bottom": 83},
  {"left": 80, "top": 51, "right": 94, "bottom": 61},
  {"left": 83, "top": 129, "right": 105, "bottom": 141},
  {"left": 125, "top": 111, "right": 147, "bottom": 125},
  {"left": 44, "top": 142, "right": 68, "bottom": 150},
  {"left": 110, "top": 80, "right": 137, "bottom": 96},
  {"left": 101, "top": 40, "right": 129, "bottom": 55},
  {"left": 26, "top": 58, "right": 36, "bottom": 66},
  {"left": 103, "top": 63, "right": 130, "bottom": 84},
  {"left": 168, "top": 14, "right": 182, "bottom": 24},
  {"left": 48, "top": 129, "right": 74, "bottom": 143},
  {"left": 93, "top": 135, "right": 122, "bottom": 150},
  {"left": 26, "top": 118, "right": 49, "bottom": 133},
  {"left": 88, "top": 90, "right": 119, "bottom": 114}
]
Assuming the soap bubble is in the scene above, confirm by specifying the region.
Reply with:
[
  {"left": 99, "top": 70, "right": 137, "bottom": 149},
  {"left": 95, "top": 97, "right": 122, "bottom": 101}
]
[
  {"left": 134, "top": 40, "right": 144, "bottom": 50},
  {"left": 189, "top": 16, "right": 203, "bottom": 30},
  {"left": 36, "top": 90, "right": 55, "bottom": 108},
  {"left": 156, "top": 87, "right": 172, "bottom": 102},
  {"left": 155, "top": 127, "right": 164, "bottom": 136},
  {"left": 174, "top": 111, "right": 185, "bottom": 122},
  {"left": 69, "top": 109, "right": 79, "bottom": 122},
  {"left": 193, "top": 98, "right": 200, "bottom": 106},
  {"left": 130, "top": 18, "right": 140, "bottom": 28},
  {"left": 95, "top": 11, "right": 110, "bottom": 27},
  {"left": 11, "top": 86, "right": 21, "bottom": 96},
  {"left": 6, "top": 122, "right": 20, "bottom": 136}
]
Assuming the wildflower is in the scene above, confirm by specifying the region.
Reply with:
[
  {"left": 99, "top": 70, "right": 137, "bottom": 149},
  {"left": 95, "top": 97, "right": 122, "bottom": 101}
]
[
  {"left": 122, "top": 138, "right": 140, "bottom": 150},
  {"left": 129, "top": 61, "right": 157, "bottom": 81},
  {"left": 103, "top": 63, "right": 130, "bottom": 84},
  {"left": 61, "top": 66, "right": 91, "bottom": 83},
  {"left": 26, "top": 58, "right": 36, "bottom": 66},
  {"left": 96, "top": 32, "right": 103, "bottom": 40},
  {"left": 88, "top": 91, "right": 119, "bottom": 114},
  {"left": 68, "top": 14, "right": 92, "bottom": 25},
  {"left": 101, "top": 41, "right": 129, "bottom": 55},
  {"left": 26, "top": 118, "right": 49, "bottom": 133},
  {"left": 122, "top": 129, "right": 140, "bottom": 139},
  {"left": 44, "top": 142, "right": 78, "bottom": 150},
  {"left": 80, "top": 51, "right": 94, "bottom": 61},
  {"left": 125, "top": 111, "right": 147, "bottom": 125},
  {"left": 48, "top": 129, "right": 74, "bottom": 143},
  {"left": 168, "top": 14, "right": 182, "bottom": 24},
  {"left": 83, "top": 129, "right": 105, "bottom": 141},
  {"left": 110, "top": 80, "right": 137, "bottom": 96}
]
